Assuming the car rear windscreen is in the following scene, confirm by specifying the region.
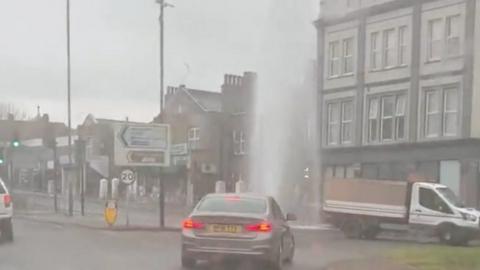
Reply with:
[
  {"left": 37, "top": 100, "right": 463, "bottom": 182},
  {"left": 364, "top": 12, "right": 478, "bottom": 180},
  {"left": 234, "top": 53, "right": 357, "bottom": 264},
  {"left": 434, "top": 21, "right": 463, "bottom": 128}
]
[
  {"left": 197, "top": 197, "right": 267, "bottom": 214},
  {"left": 0, "top": 183, "right": 5, "bottom": 194}
]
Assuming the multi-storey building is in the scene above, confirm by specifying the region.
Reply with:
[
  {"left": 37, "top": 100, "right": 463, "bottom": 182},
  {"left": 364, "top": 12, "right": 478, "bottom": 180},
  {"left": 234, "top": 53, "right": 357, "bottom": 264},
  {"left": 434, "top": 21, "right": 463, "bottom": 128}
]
[{"left": 317, "top": 0, "right": 480, "bottom": 206}]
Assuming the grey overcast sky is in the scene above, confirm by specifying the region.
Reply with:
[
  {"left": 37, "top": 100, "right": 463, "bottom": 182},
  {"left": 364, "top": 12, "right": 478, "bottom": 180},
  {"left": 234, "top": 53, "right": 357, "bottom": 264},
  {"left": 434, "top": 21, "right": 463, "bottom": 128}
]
[{"left": 0, "top": 0, "right": 318, "bottom": 125}]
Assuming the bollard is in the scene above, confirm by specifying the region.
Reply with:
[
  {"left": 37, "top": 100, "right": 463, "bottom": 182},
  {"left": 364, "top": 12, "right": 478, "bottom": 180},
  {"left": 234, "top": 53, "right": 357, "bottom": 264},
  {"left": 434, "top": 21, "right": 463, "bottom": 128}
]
[
  {"left": 127, "top": 180, "right": 137, "bottom": 200},
  {"left": 99, "top": 178, "right": 108, "bottom": 200},
  {"left": 215, "top": 181, "right": 226, "bottom": 193},
  {"left": 47, "top": 180, "right": 55, "bottom": 197},
  {"left": 235, "top": 180, "right": 248, "bottom": 193},
  {"left": 111, "top": 178, "right": 119, "bottom": 200}
]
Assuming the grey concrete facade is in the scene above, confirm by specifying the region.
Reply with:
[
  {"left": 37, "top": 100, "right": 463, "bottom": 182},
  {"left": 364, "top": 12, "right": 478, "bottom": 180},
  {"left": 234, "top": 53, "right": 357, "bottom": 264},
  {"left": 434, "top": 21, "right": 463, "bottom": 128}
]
[{"left": 316, "top": 0, "right": 480, "bottom": 207}]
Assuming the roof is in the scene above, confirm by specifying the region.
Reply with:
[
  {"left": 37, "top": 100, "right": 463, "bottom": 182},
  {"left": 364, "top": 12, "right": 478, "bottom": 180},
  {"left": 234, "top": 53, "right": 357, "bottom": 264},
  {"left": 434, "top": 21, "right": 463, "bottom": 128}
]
[
  {"left": 184, "top": 88, "right": 222, "bottom": 112},
  {"left": 0, "top": 119, "right": 69, "bottom": 143},
  {"left": 82, "top": 114, "right": 145, "bottom": 127}
]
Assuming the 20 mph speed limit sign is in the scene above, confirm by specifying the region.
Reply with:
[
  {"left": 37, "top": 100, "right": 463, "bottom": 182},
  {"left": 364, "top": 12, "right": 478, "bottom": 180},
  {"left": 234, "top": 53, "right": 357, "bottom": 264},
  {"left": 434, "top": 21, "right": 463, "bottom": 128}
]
[{"left": 120, "top": 169, "right": 136, "bottom": 185}]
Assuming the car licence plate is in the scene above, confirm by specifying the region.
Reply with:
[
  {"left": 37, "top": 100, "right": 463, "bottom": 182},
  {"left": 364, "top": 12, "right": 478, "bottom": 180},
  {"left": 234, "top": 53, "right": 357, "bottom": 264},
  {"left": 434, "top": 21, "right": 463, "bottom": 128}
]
[{"left": 208, "top": 224, "right": 242, "bottom": 234}]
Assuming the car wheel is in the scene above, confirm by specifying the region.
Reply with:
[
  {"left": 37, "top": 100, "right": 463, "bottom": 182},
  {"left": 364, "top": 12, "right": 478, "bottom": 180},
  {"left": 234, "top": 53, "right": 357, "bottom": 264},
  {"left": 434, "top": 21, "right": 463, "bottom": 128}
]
[
  {"left": 270, "top": 242, "right": 283, "bottom": 270},
  {"left": 181, "top": 256, "right": 196, "bottom": 269},
  {"left": 284, "top": 236, "right": 295, "bottom": 264},
  {"left": 1, "top": 218, "right": 13, "bottom": 242}
]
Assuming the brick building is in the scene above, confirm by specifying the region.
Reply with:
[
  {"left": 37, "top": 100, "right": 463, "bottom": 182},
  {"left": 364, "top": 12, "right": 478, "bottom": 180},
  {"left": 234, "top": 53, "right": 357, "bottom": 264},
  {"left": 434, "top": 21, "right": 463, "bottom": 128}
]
[
  {"left": 0, "top": 113, "right": 69, "bottom": 191},
  {"left": 158, "top": 72, "right": 256, "bottom": 201},
  {"left": 220, "top": 72, "right": 256, "bottom": 190},
  {"left": 160, "top": 84, "right": 223, "bottom": 202}
]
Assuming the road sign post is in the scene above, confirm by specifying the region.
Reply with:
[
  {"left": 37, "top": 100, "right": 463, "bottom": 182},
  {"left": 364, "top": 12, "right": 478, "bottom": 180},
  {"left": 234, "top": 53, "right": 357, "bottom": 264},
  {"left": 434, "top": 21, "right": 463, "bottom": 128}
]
[
  {"left": 120, "top": 169, "right": 137, "bottom": 227},
  {"left": 114, "top": 123, "right": 170, "bottom": 229}
]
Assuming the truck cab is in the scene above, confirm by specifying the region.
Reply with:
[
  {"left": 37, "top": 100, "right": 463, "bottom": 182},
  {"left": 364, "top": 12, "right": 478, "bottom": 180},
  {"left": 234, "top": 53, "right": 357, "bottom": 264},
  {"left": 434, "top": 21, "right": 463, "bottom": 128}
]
[{"left": 409, "top": 182, "right": 480, "bottom": 245}]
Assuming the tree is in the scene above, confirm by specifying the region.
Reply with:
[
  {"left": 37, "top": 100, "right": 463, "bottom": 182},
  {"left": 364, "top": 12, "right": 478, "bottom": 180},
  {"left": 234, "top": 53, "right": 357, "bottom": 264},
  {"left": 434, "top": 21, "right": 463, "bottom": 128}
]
[{"left": 0, "top": 103, "right": 28, "bottom": 121}]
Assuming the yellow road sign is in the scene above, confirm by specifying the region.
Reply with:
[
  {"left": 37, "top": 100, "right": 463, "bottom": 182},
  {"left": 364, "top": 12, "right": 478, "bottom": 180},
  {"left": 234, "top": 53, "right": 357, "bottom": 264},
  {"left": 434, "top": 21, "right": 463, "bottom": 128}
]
[{"left": 104, "top": 200, "right": 118, "bottom": 226}]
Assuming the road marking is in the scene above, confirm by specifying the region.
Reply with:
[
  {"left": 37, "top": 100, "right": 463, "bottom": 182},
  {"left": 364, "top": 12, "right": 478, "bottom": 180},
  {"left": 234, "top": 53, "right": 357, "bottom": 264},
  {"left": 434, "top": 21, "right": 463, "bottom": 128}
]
[{"left": 291, "top": 224, "right": 336, "bottom": 231}]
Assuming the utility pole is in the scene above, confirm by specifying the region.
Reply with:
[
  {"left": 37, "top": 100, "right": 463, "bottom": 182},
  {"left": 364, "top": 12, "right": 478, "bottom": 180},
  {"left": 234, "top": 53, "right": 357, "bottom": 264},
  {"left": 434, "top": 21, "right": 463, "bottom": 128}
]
[
  {"left": 155, "top": 0, "right": 172, "bottom": 230},
  {"left": 66, "top": 0, "right": 74, "bottom": 217},
  {"left": 157, "top": 0, "right": 165, "bottom": 113}
]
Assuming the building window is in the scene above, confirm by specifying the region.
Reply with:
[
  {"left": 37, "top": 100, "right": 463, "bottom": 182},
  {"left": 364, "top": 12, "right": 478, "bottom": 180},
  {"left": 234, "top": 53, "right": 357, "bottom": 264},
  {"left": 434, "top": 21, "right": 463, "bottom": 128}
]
[
  {"left": 341, "top": 101, "right": 353, "bottom": 144},
  {"left": 328, "top": 41, "right": 341, "bottom": 77},
  {"left": 327, "top": 103, "right": 340, "bottom": 145},
  {"left": 368, "top": 98, "right": 379, "bottom": 142},
  {"left": 395, "top": 95, "right": 406, "bottom": 140},
  {"left": 446, "top": 15, "right": 461, "bottom": 57},
  {"left": 381, "top": 96, "right": 395, "bottom": 141},
  {"left": 368, "top": 94, "right": 407, "bottom": 143},
  {"left": 327, "top": 100, "right": 354, "bottom": 146},
  {"left": 424, "top": 87, "right": 458, "bottom": 138},
  {"left": 383, "top": 29, "right": 396, "bottom": 68},
  {"left": 443, "top": 88, "right": 458, "bottom": 136},
  {"left": 187, "top": 127, "right": 200, "bottom": 149},
  {"left": 398, "top": 26, "right": 408, "bottom": 66},
  {"left": 343, "top": 38, "right": 354, "bottom": 74},
  {"left": 329, "top": 37, "right": 355, "bottom": 77},
  {"left": 425, "top": 90, "right": 441, "bottom": 137},
  {"left": 371, "top": 32, "right": 381, "bottom": 70},
  {"left": 427, "top": 19, "right": 443, "bottom": 61},
  {"left": 233, "top": 130, "right": 247, "bottom": 155}
]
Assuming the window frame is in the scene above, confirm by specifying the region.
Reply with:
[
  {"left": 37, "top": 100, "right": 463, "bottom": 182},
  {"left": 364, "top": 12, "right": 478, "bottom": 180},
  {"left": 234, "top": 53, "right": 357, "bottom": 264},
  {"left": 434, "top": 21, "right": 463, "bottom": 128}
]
[
  {"left": 423, "top": 86, "right": 459, "bottom": 139},
  {"left": 427, "top": 18, "right": 443, "bottom": 62},
  {"left": 419, "top": 187, "right": 453, "bottom": 214},
  {"left": 342, "top": 38, "right": 354, "bottom": 75},
  {"left": 380, "top": 96, "right": 395, "bottom": 141},
  {"left": 443, "top": 87, "right": 459, "bottom": 137},
  {"left": 445, "top": 15, "right": 461, "bottom": 58},
  {"left": 398, "top": 26, "right": 408, "bottom": 66},
  {"left": 368, "top": 97, "right": 380, "bottom": 142},
  {"left": 187, "top": 127, "right": 200, "bottom": 149},
  {"left": 395, "top": 95, "right": 407, "bottom": 140},
  {"left": 233, "top": 130, "right": 247, "bottom": 155},
  {"left": 383, "top": 28, "right": 397, "bottom": 69},
  {"left": 328, "top": 41, "right": 341, "bottom": 78},
  {"left": 341, "top": 100, "right": 354, "bottom": 144},
  {"left": 327, "top": 102, "right": 340, "bottom": 146},
  {"left": 326, "top": 99, "right": 354, "bottom": 146},
  {"left": 370, "top": 31, "right": 381, "bottom": 71},
  {"left": 367, "top": 93, "right": 407, "bottom": 144}
]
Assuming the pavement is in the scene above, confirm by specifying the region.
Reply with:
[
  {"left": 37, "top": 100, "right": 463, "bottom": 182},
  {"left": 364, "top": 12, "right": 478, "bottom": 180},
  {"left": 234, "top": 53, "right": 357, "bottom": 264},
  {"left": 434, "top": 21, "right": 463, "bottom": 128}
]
[
  {"left": 12, "top": 190, "right": 187, "bottom": 230},
  {"left": 0, "top": 218, "right": 421, "bottom": 270}
]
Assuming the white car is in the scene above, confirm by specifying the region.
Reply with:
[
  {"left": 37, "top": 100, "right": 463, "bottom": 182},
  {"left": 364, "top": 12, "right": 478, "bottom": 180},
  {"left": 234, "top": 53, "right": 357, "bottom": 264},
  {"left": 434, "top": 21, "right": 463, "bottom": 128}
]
[{"left": 0, "top": 178, "right": 13, "bottom": 242}]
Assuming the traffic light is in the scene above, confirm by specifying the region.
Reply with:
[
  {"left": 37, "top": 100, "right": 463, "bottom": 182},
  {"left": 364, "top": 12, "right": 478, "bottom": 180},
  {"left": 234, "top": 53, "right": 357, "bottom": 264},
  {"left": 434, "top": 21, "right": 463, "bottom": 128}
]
[
  {"left": 304, "top": 167, "right": 310, "bottom": 180},
  {"left": 0, "top": 148, "right": 4, "bottom": 165},
  {"left": 11, "top": 140, "right": 20, "bottom": 148}
]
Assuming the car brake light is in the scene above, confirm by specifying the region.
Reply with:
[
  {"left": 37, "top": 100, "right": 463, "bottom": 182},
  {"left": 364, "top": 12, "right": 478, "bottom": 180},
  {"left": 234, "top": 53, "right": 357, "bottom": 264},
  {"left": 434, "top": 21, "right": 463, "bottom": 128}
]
[
  {"left": 3, "top": 194, "right": 11, "bottom": 207},
  {"left": 225, "top": 195, "right": 241, "bottom": 201},
  {"left": 183, "top": 218, "right": 204, "bottom": 230},
  {"left": 245, "top": 221, "right": 272, "bottom": 232}
]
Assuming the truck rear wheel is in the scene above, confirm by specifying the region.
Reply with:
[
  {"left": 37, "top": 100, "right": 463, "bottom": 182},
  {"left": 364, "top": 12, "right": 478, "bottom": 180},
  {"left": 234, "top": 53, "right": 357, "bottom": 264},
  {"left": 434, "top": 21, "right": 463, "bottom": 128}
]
[
  {"left": 341, "top": 218, "right": 362, "bottom": 239},
  {"left": 362, "top": 225, "right": 380, "bottom": 240}
]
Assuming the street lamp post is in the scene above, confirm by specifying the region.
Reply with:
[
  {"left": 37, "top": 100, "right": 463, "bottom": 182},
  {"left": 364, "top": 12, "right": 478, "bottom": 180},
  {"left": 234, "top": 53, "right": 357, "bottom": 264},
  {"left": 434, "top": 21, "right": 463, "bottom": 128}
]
[
  {"left": 66, "top": 0, "right": 74, "bottom": 217},
  {"left": 155, "top": 0, "right": 173, "bottom": 229}
]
